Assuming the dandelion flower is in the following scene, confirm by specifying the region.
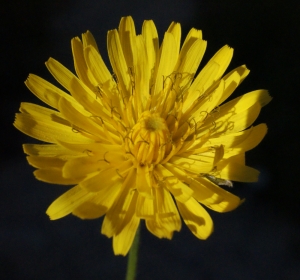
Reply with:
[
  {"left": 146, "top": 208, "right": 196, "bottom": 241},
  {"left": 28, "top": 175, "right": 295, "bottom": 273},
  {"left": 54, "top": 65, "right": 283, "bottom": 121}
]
[{"left": 14, "top": 16, "right": 271, "bottom": 255}]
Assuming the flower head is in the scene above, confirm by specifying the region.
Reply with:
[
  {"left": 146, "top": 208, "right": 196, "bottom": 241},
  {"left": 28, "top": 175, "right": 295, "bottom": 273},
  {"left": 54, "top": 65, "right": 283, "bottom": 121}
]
[{"left": 14, "top": 16, "right": 271, "bottom": 255}]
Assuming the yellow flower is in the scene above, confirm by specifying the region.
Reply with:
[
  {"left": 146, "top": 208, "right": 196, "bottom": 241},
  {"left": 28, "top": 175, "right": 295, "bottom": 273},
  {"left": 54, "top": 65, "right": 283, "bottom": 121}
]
[{"left": 14, "top": 16, "right": 271, "bottom": 256}]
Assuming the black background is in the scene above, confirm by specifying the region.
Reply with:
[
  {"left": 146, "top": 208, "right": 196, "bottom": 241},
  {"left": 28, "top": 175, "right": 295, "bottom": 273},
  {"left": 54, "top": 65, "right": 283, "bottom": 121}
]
[{"left": 1, "top": 0, "right": 300, "bottom": 279}]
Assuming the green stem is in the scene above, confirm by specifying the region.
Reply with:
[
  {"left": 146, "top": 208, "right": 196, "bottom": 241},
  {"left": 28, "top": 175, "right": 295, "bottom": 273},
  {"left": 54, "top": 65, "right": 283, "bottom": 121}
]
[{"left": 125, "top": 225, "right": 141, "bottom": 280}]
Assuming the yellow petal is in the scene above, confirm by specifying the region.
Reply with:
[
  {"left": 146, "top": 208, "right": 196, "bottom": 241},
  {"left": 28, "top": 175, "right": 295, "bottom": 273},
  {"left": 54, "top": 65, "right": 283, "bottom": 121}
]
[
  {"left": 145, "top": 187, "right": 181, "bottom": 241},
  {"left": 19, "top": 102, "right": 67, "bottom": 124},
  {"left": 136, "top": 164, "right": 153, "bottom": 198},
  {"left": 107, "top": 29, "right": 131, "bottom": 97},
  {"left": 182, "top": 65, "right": 250, "bottom": 125},
  {"left": 46, "top": 185, "right": 95, "bottom": 220},
  {"left": 25, "top": 74, "right": 75, "bottom": 110},
  {"left": 165, "top": 177, "right": 194, "bottom": 203},
  {"left": 181, "top": 28, "right": 202, "bottom": 52},
  {"left": 206, "top": 90, "right": 270, "bottom": 135},
  {"left": 175, "top": 38, "right": 207, "bottom": 89},
  {"left": 79, "top": 166, "right": 122, "bottom": 192},
  {"left": 34, "top": 169, "right": 82, "bottom": 185},
  {"left": 200, "top": 72, "right": 239, "bottom": 114},
  {"left": 83, "top": 44, "right": 115, "bottom": 93},
  {"left": 155, "top": 186, "right": 180, "bottom": 223},
  {"left": 150, "top": 187, "right": 181, "bottom": 236},
  {"left": 71, "top": 36, "right": 97, "bottom": 91},
  {"left": 216, "top": 65, "right": 250, "bottom": 105},
  {"left": 118, "top": 16, "right": 138, "bottom": 69},
  {"left": 203, "top": 126, "right": 254, "bottom": 149},
  {"left": 23, "top": 144, "right": 80, "bottom": 159},
  {"left": 197, "top": 177, "right": 241, "bottom": 212},
  {"left": 168, "top": 154, "right": 214, "bottom": 174},
  {"left": 62, "top": 156, "right": 109, "bottom": 179},
  {"left": 185, "top": 45, "right": 233, "bottom": 112},
  {"left": 162, "top": 162, "right": 221, "bottom": 208},
  {"left": 217, "top": 161, "right": 260, "bottom": 182},
  {"left": 113, "top": 214, "right": 140, "bottom": 256},
  {"left": 219, "top": 89, "right": 272, "bottom": 115},
  {"left": 146, "top": 218, "right": 173, "bottom": 239},
  {"left": 167, "top": 22, "right": 181, "bottom": 56},
  {"left": 155, "top": 164, "right": 193, "bottom": 203},
  {"left": 58, "top": 97, "right": 109, "bottom": 141},
  {"left": 213, "top": 102, "right": 261, "bottom": 134},
  {"left": 141, "top": 20, "right": 159, "bottom": 80},
  {"left": 89, "top": 177, "right": 123, "bottom": 211},
  {"left": 177, "top": 197, "right": 213, "bottom": 239},
  {"left": 14, "top": 111, "right": 91, "bottom": 144},
  {"left": 162, "top": 162, "right": 189, "bottom": 181},
  {"left": 45, "top": 58, "right": 77, "bottom": 92},
  {"left": 151, "top": 32, "right": 178, "bottom": 96},
  {"left": 201, "top": 90, "right": 268, "bottom": 135},
  {"left": 227, "top": 153, "right": 245, "bottom": 165},
  {"left": 72, "top": 201, "right": 107, "bottom": 219},
  {"left": 134, "top": 35, "right": 150, "bottom": 114},
  {"left": 82, "top": 30, "right": 99, "bottom": 52},
  {"left": 136, "top": 194, "right": 154, "bottom": 219},
  {"left": 183, "top": 60, "right": 220, "bottom": 112},
  {"left": 189, "top": 178, "right": 223, "bottom": 205},
  {"left": 57, "top": 140, "right": 122, "bottom": 156},
  {"left": 26, "top": 155, "right": 65, "bottom": 169},
  {"left": 207, "top": 45, "right": 233, "bottom": 81},
  {"left": 102, "top": 170, "right": 137, "bottom": 237},
  {"left": 224, "top": 123, "right": 268, "bottom": 157},
  {"left": 68, "top": 77, "right": 114, "bottom": 125}
]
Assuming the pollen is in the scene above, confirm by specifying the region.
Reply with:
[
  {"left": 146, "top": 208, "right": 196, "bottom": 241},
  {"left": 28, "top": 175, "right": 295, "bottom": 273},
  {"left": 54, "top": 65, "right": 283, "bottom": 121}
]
[{"left": 144, "top": 113, "right": 167, "bottom": 132}]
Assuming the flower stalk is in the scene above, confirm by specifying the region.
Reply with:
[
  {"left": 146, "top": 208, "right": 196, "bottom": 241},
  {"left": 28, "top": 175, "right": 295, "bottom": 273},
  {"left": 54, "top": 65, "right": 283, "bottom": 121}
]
[{"left": 125, "top": 225, "right": 140, "bottom": 280}]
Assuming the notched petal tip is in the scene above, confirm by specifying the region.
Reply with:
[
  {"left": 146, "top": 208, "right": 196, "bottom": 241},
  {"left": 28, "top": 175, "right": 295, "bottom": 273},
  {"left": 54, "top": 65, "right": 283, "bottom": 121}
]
[{"left": 262, "top": 90, "right": 273, "bottom": 107}]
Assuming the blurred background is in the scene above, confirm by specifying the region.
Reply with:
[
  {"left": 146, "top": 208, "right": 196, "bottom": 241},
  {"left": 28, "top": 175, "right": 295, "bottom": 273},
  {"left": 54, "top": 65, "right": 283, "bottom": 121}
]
[{"left": 1, "top": 0, "right": 299, "bottom": 279}]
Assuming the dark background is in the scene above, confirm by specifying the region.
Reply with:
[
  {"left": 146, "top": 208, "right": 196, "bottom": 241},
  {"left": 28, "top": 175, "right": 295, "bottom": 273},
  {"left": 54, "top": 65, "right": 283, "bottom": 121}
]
[{"left": 1, "top": 0, "right": 299, "bottom": 279}]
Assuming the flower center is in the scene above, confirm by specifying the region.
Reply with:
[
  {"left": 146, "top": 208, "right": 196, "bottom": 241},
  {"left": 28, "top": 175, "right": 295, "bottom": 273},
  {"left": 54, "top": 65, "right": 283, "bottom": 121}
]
[
  {"left": 144, "top": 114, "right": 166, "bottom": 131},
  {"left": 125, "top": 111, "right": 170, "bottom": 165}
]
